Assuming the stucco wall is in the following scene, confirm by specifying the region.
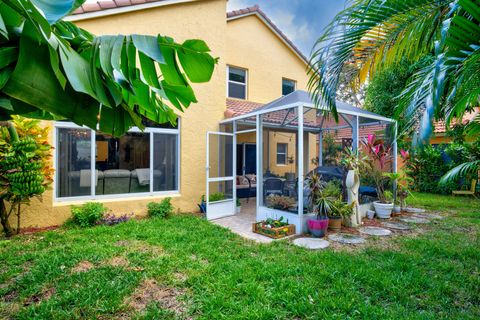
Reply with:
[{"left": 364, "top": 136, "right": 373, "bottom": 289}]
[
  {"left": 11, "top": 0, "right": 227, "bottom": 228},
  {"left": 12, "top": 1, "right": 317, "bottom": 229},
  {"left": 226, "top": 14, "right": 309, "bottom": 103}
]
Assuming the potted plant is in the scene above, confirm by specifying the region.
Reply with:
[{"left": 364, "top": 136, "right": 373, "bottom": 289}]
[
  {"left": 236, "top": 198, "right": 241, "bottom": 214},
  {"left": 328, "top": 199, "right": 355, "bottom": 231},
  {"left": 362, "top": 134, "right": 394, "bottom": 219},
  {"left": 305, "top": 172, "right": 330, "bottom": 237},
  {"left": 198, "top": 195, "right": 206, "bottom": 213},
  {"left": 266, "top": 194, "right": 296, "bottom": 211},
  {"left": 252, "top": 216, "right": 295, "bottom": 239}
]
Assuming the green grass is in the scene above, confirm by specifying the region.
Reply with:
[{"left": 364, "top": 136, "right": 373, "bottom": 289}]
[{"left": 1, "top": 194, "right": 479, "bottom": 319}]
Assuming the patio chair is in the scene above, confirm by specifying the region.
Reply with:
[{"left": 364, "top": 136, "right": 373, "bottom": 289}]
[
  {"left": 263, "top": 177, "right": 284, "bottom": 201},
  {"left": 452, "top": 178, "right": 478, "bottom": 198}
]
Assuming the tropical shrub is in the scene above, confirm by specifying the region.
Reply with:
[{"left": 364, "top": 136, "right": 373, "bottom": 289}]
[
  {"left": 70, "top": 202, "right": 107, "bottom": 227},
  {"left": 208, "top": 192, "right": 225, "bottom": 202},
  {"left": 147, "top": 198, "right": 174, "bottom": 218},
  {"left": 402, "top": 139, "right": 480, "bottom": 194},
  {"left": 0, "top": 117, "right": 52, "bottom": 236}
]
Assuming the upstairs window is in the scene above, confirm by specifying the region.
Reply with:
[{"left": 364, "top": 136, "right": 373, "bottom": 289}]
[
  {"left": 276, "top": 143, "right": 288, "bottom": 165},
  {"left": 228, "top": 66, "right": 247, "bottom": 99},
  {"left": 282, "top": 78, "right": 296, "bottom": 96}
]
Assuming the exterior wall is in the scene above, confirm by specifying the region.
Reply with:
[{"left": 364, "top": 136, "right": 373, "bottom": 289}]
[
  {"left": 12, "top": 2, "right": 316, "bottom": 229},
  {"left": 226, "top": 15, "right": 309, "bottom": 103},
  {"left": 12, "top": 0, "right": 227, "bottom": 228}
]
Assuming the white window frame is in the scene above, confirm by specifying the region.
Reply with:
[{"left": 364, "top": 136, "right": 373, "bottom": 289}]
[
  {"left": 227, "top": 65, "right": 248, "bottom": 99},
  {"left": 53, "top": 121, "right": 181, "bottom": 202},
  {"left": 276, "top": 143, "right": 288, "bottom": 166},
  {"left": 282, "top": 78, "right": 296, "bottom": 96}
]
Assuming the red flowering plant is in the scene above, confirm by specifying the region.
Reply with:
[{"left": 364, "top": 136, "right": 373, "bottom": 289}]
[{"left": 361, "top": 134, "right": 394, "bottom": 203}]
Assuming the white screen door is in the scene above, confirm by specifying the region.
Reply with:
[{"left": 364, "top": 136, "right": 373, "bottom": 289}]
[{"left": 206, "top": 132, "right": 235, "bottom": 220}]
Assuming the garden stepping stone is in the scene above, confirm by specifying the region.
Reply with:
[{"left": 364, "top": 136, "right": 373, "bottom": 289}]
[
  {"left": 404, "top": 207, "right": 426, "bottom": 214},
  {"left": 382, "top": 221, "right": 411, "bottom": 231},
  {"left": 412, "top": 213, "right": 444, "bottom": 220},
  {"left": 328, "top": 233, "right": 366, "bottom": 245},
  {"left": 292, "top": 238, "right": 330, "bottom": 250},
  {"left": 398, "top": 216, "right": 430, "bottom": 224},
  {"left": 359, "top": 227, "right": 392, "bottom": 236}
]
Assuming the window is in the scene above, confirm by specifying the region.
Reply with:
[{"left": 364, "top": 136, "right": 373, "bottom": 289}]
[
  {"left": 55, "top": 122, "right": 179, "bottom": 199},
  {"left": 276, "top": 143, "right": 288, "bottom": 165},
  {"left": 282, "top": 78, "right": 296, "bottom": 96},
  {"left": 227, "top": 66, "right": 247, "bottom": 99}
]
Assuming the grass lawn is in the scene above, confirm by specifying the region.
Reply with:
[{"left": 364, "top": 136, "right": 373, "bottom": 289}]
[{"left": 1, "top": 193, "right": 479, "bottom": 319}]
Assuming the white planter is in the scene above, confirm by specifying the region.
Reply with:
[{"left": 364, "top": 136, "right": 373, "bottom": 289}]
[
  {"left": 373, "top": 201, "right": 394, "bottom": 219},
  {"left": 236, "top": 206, "right": 241, "bottom": 214},
  {"left": 366, "top": 210, "right": 375, "bottom": 219},
  {"left": 393, "top": 205, "right": 401, "bottom": 213}
]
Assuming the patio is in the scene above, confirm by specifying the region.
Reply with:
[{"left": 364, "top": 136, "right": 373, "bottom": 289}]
[{"left": 207, "top": 90, "right": 397, "bottom": 235}]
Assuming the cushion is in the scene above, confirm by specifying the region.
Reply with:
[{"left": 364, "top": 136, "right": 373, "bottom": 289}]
[
  {"left": 238, "top": 176, "right": 249, "bottom": 186},
  {"left": 245, "top": 174, "right": 256, "bottom": 183}
]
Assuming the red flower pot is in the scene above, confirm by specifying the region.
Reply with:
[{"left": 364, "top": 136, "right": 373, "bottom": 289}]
[{"left": 307, "top": 217, "right": 329, "bottom": 237}]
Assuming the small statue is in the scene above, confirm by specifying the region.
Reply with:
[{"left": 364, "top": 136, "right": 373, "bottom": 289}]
[{"left": 346, "top": 169, "right": 361, "bottom": 227}]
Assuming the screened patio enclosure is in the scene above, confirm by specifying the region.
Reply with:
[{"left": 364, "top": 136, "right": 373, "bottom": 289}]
[{"left": 213, "top": 90, "right": 397, "bottom": 234}]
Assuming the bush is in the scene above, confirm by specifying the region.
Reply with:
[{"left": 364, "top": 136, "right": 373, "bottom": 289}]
[
  {"left": 147, "top": 198, "right": 174, "bottom": 218},
  {"left": 70, "top": 202, "right": 107, "bottom": 227},
  {"left": 208, "top": 192, "right": 225, "bottom": 202}
]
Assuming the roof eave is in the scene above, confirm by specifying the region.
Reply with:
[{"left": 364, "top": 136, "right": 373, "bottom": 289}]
[{"left": 66, "top": 0, "right": 197, "bottom": 22}]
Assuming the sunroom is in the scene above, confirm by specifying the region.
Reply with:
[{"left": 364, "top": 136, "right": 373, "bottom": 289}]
[{"left": 208, "top": 90, "right": 397, "bottom": 235}]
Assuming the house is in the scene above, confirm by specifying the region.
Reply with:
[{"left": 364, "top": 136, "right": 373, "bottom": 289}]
[{"left": 15, "top": 0, "right": 323, "bottom": 228}]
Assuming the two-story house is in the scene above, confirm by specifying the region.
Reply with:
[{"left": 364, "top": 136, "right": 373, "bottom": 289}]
[{"left": 16, "top": 0, "right": 319, "bottom": 228}]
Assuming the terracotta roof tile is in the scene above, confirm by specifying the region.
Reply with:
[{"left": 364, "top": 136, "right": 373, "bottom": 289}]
[
  {"left": 433, "top": 109, "right": 478, "bottom": 134},
  {"left": 72, "top": 0, "right": 163, "bottom": 15},
  {"left": 225, "top": 98, "right": 263, "bottom": 118}
]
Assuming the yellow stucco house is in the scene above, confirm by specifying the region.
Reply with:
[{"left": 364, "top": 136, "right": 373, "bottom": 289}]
[{"left": 16, "top": 0, "right": 324, "bottom": 229}]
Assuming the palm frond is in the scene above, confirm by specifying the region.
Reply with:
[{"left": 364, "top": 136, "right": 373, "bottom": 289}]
[
  {"left": 308, "top": 0, "right": 454, "bottom": 120},
  {"left": 440, "top": 160, "right": 480, "bottom": 184}
]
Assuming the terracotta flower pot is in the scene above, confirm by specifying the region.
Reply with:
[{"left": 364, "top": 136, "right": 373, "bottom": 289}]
[
  {"left": 307, "top": 217, "right": 329, "bottom": 237},
  {"left": 327, "top": 216, "right": 342, "bottom": 231}
]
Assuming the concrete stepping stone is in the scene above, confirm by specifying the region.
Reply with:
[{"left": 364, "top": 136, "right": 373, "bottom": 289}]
[
  {"left": 328, "top": 233, "right": 366, "bottom": 244},
  {"left": 412, "top": 213, "right": 444, "bottom": 220},
  {"left": 359, "top": 226, "right": 392, "bottom": 236},
  {"left": 404, "top": 207, "right": 426, "bottom": 214},
  {"left": 293, "top": 238, "right": 330, "bottom": 250},
  {"left": 382, "top": 221, "right": 411, "bottom": 230},
  {"left": 398, "top": 216, "right": 430, "bottom": 224}
]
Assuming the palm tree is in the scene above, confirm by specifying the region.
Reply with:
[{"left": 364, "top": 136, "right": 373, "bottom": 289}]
[
  {"left": 0, "top": 0, "right": 217, "bottom": 136},
  {"left": 308, "top": 0, "right": 480, "bottom": 183}
]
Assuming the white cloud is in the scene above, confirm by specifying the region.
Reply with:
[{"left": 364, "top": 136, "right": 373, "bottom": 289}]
[
  {"left": 227, "top": 0, "right": 252, "bottom": 11},
  {"left": 268, "top": 10, "right": 312, "bottom": 45}
]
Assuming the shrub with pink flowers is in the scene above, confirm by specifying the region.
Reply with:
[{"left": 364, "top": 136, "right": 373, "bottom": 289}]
[{"left": 361, "top": 134, "right": 394, "bottom": 203}]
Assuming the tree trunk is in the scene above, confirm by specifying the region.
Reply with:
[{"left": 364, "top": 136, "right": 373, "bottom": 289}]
[
  {"left": 0, "top": 199, "right": 14, "bottom": 237},
  {"left": 16, "top": 202, "right": 21, "bottom": 235}
]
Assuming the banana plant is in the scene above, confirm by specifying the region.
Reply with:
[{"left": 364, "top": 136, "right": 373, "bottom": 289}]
[{"left": 0, "top": 0, "right": 217, "bottom": 136}]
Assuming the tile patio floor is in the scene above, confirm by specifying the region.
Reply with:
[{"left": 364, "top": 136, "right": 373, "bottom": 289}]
[{"left": 211, "top": 198, "right": 275, "bottom": 243}]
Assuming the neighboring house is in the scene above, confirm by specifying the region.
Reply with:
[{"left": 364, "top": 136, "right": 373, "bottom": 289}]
[{"left": 16, "top": 1, "right": 317, "bottom": 228}]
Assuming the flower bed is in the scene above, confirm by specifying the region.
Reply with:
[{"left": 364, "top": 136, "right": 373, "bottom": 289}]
[{"left": 252, "top": 218, "right": 296, "bottom": 239}]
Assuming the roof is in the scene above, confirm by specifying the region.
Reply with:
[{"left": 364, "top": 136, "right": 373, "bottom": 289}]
[
  {"left": 223, "top": 90, "right": 394, "bottom": 124},
  {"left": 225, "top": 99, "right": 263, "bottom": 118},
  {"left": 70, "top": 2, "right": 309, "bottom": 65},
  {"left": 226, "top": 5, "right": 309, "bottom": 65},
  {"left": 71, "top": 0, "right": 170, "bottom": 15},
  {"left": 434, "top": 109, "right": 479, "bottom": 134}
]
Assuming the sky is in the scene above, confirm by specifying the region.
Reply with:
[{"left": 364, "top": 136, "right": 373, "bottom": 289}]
[
  {"left": 84, "top": 0, "right": 347, "bottom": 57},
  {"left": 227, "top": 0, "right": 347, "bottom": 56}
]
